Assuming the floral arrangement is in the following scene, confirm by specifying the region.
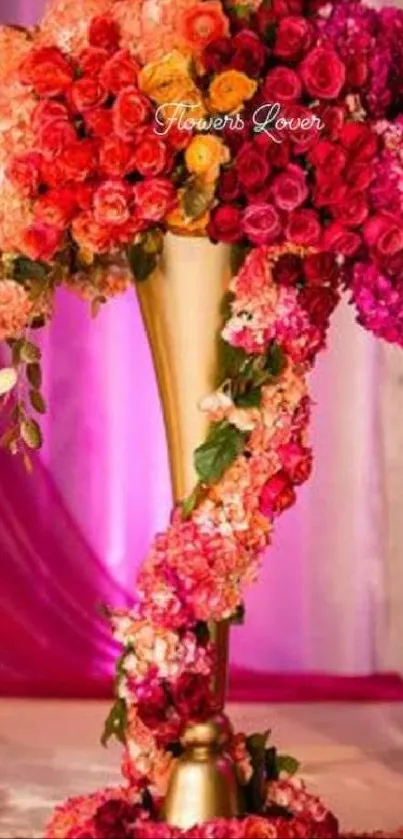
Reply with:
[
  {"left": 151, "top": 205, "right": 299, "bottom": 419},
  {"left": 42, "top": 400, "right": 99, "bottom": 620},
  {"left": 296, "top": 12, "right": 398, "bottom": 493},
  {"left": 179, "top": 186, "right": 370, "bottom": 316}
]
[{"left": 1, "top": 0, "right": 403, "bottom": 836}]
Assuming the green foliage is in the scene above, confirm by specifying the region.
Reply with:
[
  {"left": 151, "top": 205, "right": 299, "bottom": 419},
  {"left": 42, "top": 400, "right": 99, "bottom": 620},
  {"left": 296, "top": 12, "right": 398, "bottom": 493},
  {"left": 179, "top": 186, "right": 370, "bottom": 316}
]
[
  {"left": 128, "top": 243, "right": 159, "bottom": 282},
  {"left": 182, "top": 178, "right": 215, "bottom": 220},
  {"left": 20, "top": 418, "right": 42, "bottom": 450},
  {"left": 12, "top": 257, "right": 49, "bottom": 284},
  {"left": 26, "top": 362, "right": 42, "bottom": 390},
  {"left": 194, "top": 420, "right": 248, "bottom": 485},
  {"left": 101, "top": 698, "right": 128, "bottom": 748},
  {"left": 29, "top": 390, "right": 46, "bottom": 414}
]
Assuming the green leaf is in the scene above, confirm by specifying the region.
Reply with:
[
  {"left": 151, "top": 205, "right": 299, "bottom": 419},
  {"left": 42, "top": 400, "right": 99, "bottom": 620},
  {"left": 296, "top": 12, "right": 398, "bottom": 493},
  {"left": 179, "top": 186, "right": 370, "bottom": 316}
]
[
  {"left": 0, "top": 367, "right": 18, "bottom": 396},
  {"left": 101, "top": 698, "right": 127, "bottom": 748},
  {"left": 247, "top": 731, "right": 271, "bottom": 756},
  {"left": 266, "top": 342, "right": 286, "bottom": 378},
  {"left": 127, "top": 243, "right": 158, "bottom": 282},
  {"left": 276, "top": 754, "right": 300, "bottom": 778},
  {"left": 26, "top": 362, "right": 42, "bottom": 390},
  {"left": 182, "top": 179, "right": 215, "bottom": 220},
  {"left": 220, "top": 340, "right": 249, "bottom": 379},
  {"left": 20, "top": 418, "right": 42, "bottom": 450},
  {"left": 234, "top": 386, "right": 262, "bottom": 408},
  {"left": 182, "top": 484, "right": 204, "bottom": 519},
  {"left": 29, "top": 389, "right": 47, "bottom": 414},
  {"left": 20, "top": 340, "right": 42, "bottom": 364},
  {"left": 13, "top": 256, "right": 49, "bottom": 283},
  {"left": 230, "top": 244, "right": 251, "bottom": 275},
  {"left": 194, "top": 421, "right": 247, "bottom": 485}
]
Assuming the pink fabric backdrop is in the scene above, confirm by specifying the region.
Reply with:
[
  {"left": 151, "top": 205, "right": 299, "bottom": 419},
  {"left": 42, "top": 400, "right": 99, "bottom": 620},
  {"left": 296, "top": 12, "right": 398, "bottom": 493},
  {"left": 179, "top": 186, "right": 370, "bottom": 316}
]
[{"left": 0, "top": 0, "right": 390, "bottom": 695}]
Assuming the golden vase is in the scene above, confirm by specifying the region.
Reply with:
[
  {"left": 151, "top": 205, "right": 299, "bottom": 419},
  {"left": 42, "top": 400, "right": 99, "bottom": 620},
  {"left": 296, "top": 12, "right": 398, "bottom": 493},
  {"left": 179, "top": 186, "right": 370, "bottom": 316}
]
[{"left": 136, "top": 232, "right": 242, "bottom": 828}]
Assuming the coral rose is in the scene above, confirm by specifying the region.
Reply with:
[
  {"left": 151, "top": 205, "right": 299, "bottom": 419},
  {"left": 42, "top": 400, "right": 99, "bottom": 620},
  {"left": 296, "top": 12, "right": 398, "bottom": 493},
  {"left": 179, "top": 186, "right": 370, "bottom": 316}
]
[
  {"left": 70, "top": 78, "right": 107, "bottom": 112},
  {"left": 113, "top": 87, "right": 151, "bottom": 138},
  {"left": 78, "top": 47, "right": 109, "bottom": 77},
  {"left": 180, "top": 1, "right": 229, "bottom": 52},
  {"left": 133, "top": 179, "right": 177, "bottom": 222},
  {"left": 94, "top": 181, "right": 130, "bottom": 226},
  {"left": 301, "top": 47, "right": 346, "bottom": 100},
  {"left": 6, "top": 151, "right": 43, "bottom": 197},
  {"left": 209, "top": 70, "right": 257, "bottom": 113},
  {"left": 22, "top": 222, "right": 63, "bottom": 261},
  {"left": 35, "top": 118, "right": 77, "bottom": 158},
  {"left": 0, "top": 280, "right": 33, "bottom": 341},
  {"left": 99, "top": 136, "right": 133, "bottom": 177},
  {"left": 100, "top": 49, "right": 140, "bottom": 95},
  {"left": 131, "top": 137, "right": 169, "bottom": 177},
  {"left": 56, "top": 140, "right": 98, "bottom": 183},
  {"left": 85, "top": 108, "right": 114, "bottom": 139},
  {"left": 185, "top": 135, "right": 230, "bottom": 182},
  {"left": 88, "top": 15, "right": 121, "bottom": 52},
  {"left": 34, "top": 188, "right": 78, "bottom": 229}
]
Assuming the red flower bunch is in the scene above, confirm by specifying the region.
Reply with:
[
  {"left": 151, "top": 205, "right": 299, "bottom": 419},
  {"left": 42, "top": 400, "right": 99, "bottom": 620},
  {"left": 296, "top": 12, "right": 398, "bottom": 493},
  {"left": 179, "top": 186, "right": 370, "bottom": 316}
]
[{"left": 7, "top": 16, "right": 177, "bottom": 262}]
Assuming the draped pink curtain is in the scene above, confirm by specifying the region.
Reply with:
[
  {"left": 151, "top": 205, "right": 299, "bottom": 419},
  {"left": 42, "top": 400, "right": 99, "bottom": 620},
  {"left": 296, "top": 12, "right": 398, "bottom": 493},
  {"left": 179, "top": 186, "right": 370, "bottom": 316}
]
[{"left": 0, "top": 0, "right": 392, "bottom": 696}]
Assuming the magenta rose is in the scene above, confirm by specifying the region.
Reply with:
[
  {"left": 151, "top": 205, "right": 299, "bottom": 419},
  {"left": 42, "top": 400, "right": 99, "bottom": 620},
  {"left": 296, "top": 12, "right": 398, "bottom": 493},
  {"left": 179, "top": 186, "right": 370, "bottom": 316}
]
[
  {"left": 364, "top": 212, "right": 403, "bottom": 258},
  {"left": 231, "top": 29, "right": 267, "bottom": 77},
  {"left": 242, "top": 204, "right": 282, "bottom": 245},
  {"left": 259, "top": 470, "right": 296, "bottom": 518},
  {"left": 301, "top": 47, "right": 346, "bottom": 100},
  {"left": 322, "top": 221, "right": 361, "bottom": 256},
  {"left": 262, "top": 66, "right": 302, "bottom": 103},
  {"left": 236, "top": 142, "right": 271, "bottom": 194},
  {"left": 278, "top": 441, "right": 313, "bottom": 484},
  {"left": 208, "top": 205, "right": 242, "bottom": 243},
  {"left": 286, "top": 209, "right": 321, "bottom": 246},
  {"left": 274, "top": 16, "right": 313, "bottom": 61},
  {"left": 272, "top": 163, "right": 308, "bottom": 211}
]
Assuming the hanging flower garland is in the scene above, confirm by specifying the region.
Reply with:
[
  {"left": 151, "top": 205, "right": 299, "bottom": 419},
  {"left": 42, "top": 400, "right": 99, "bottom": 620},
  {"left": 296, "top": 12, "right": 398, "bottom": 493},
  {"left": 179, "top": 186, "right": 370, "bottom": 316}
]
[{"left": 1, "top": 0, "right": 403, "bottom": 836}]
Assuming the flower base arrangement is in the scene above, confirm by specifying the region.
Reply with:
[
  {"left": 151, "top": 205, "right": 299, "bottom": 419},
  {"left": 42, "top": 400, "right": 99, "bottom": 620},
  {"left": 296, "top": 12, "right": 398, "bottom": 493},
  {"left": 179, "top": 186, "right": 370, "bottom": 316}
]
[{"left": 2, "top": 0, "right": 403, "bottom": 836}]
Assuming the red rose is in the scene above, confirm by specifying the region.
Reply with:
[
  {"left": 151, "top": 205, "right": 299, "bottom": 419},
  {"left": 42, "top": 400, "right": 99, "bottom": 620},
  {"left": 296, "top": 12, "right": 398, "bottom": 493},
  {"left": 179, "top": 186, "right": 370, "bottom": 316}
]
[
  {"left": 131, "top": 137, "right": 169, "bottom": 177},
  {"left": 272, "top": 0, "right": 303, "bottom": 16},
  {"left": 164, "top": 122, "right": 193, "bottom": 151},
  {"left": 88, "top": 15, "right": 121, "bottom": 52},
  {"left": 22, "top": 222, "right": 63, "bottom": 261},
  {"left": 20, "top": 46, "right": 74, "bottom": 98},
  {"left": 242, "top": 203, "right": 282, "bottom": 245},
  {"left": 70, "top": 77, "right": 107, "bottom": 112},
  {"left": 6, "top": 151, "right": 43, "bottom": 197},
  {"left": 202, "top": 37, "right": 232, "bottom": 74},
  {"left": 299, "top": 285, "right": 339, "bottom": 329},
  {"left": 286, "top": 209, "right": 321, "bottom": 246},
  {"left": 301, "top": 47, "right": 346, "bottom": 100},
  {"left": 314, "top": 174, "right": 346, "bottom": 209},
  {"left": 284, "top": 104, "right": 322, "bottom": 152},
  {"left": 345, "top": 54, "right": 368, "bottom": 88},
  {"left": 231, "top": 29, "right": 267, "bottom": 77},
  {"left": 278, "top": 441, "right": 313, "bottom": 485},
  {"left": 256, "top": 5, "right": 276, "bottom": 37},
  {"left": 273, "top": 253, "right": 303, "bottom": 287},
  {"left": 113, "top": 86, "right": 151, "bottom": 139},
  {"left": 248, "top": 185, "right": 272, "bottom": 204},
  {"left": 136, "top": 682, "right": 168, "bottom": 731},
  {"left": 34, "top": 187, "right": 78, "bottom": 229},
  {"left": 172, "top": 673, "right": 213, "bottom": 720},
  {"left": 133, "top": 178, "right": 176, "bottom": 222},
  {"left": 85, "top": 108, "right": 114, "bottom": 138},
  {"left": 78, "top": 47, "right": 109, "bottom": 77},
  {"left": 236, "top": 142, "right": 270, "bottom": 194},
  {"left": 100, "top": 50, "right": 140, "bottom": 95},
  {"left": 264, "top": 136, "right": 291, "bottom": 169},
  {"left": 94, "top": 180, "right": 130, "bottom": 226},
  {"left": 322, "top": 221, "right": 361, "bottom": 256},
  {"left": 263, "top": 66, "right": 302, "bottom": 103},
  {"left": 334, "top": 192, "right": 369, "bottom": 228},
  {"left": 304, "top": 252, "right": 339, "bottom": 287},
  {"left": 35, "top": 118, "right": 77, "bottom": 158},
  {"left": 208, "top": 205, "right": 242, "bottom": 243},
  {"left": 32, "top": 100, "right": 69, "bottom": 132},
  {"left": 321, "top": 105, "right": 345, "bottom": 140},
  {"left": 75, "top": 182, "right": 96, "bottom": 211},
  {"left": 272, "top": 163, "right": 308, "bottom": 211},
  {"left": 364, "top": 212, "right": 403, "bottom": 257},
  {"left": 56, "top": 140, "right": 98, "bottom": 182},
  {"left": 340, "top": 122, "right": 378, "bottom": 161},
  {"left": 274, "top": 16, "right": 313, "bottom": 61},
  {"left": 344, "top": 160, "right": 375, "bottom": 192},
  {"left": 309, "top": 140, "right": 346, "bottom": 174},
  {"left": 100, "top": 135, "right": 133, "bottom": 177},
  {"left": 218, "top": 167, "right": 241, "bottom": 203},
  {"left": 259, "top": 470, "right": 296, "bottom": 518}
]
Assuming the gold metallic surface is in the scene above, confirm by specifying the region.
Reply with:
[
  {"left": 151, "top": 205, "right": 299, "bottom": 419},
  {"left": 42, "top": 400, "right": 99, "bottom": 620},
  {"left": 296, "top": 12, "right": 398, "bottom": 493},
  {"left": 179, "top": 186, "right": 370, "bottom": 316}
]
[
  {"left": 136, "top": 234, "right": 241, "bottom": 826},
  {"left": 162, "top": 714, "right": 243, "bottom": 829}
]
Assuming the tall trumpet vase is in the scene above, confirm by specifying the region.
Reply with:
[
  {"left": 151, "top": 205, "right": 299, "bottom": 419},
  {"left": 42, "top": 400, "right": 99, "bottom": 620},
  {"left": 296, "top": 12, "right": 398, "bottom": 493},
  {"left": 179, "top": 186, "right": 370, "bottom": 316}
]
[{"left": 136, "top": 233, "right": 242, "bottom": 828}]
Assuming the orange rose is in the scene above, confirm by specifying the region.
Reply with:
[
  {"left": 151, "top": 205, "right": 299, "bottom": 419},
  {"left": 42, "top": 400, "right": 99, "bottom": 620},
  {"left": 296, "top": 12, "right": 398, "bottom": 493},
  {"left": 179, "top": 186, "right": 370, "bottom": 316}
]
[
  {"left": 209, "top": 69, "right": 257, "bottom": 113},
  {"left": 166, "top": 189, "right": 210, "bottom": 235},
  {"left": 180, "top": 1, "right": 229, "bottom": 53},
  {"left": 185, "top": 134, "right": 230, "bottom": 182}
]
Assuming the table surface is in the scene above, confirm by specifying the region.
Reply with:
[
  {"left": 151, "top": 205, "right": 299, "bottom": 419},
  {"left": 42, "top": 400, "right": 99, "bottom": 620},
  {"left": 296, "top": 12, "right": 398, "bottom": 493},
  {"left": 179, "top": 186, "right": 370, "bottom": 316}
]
[{"left": 0, "top": 699, "right": 403, "bottom": 837}]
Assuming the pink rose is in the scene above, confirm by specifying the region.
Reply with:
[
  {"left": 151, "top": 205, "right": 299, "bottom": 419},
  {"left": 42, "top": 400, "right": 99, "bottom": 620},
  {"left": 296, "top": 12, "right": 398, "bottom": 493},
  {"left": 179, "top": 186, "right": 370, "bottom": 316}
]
[
  {"left": 274, "top": 16, "right": 313, "bottom": 61},
  {"left": 301, "top": 47, "right": 346, "bottom": 100},
  {"left": 260, "top": 470, "right": 296, "bottom": 517},
  {"left": 272, "top": 164, "right": 308, "bottom": 211},
  {"left": 364, "top": 213, "right": 403, "bottom": 257},
  {"left": 322, "top": 222, "right": 361, "bottom": 256},
  {"left": 93, "top": 181, "right": 130, "bottom": 226},
  {"left": 278, "top": 442, "right": 313, "bottom": 485},
  {"left": 242, "top": 204, "right": 282, "bottom": 245},
  {"left": 22, "top": 222, "right": 63, "bottom": 261},
  {"left": 286, "top": 209, "right": 321, "bottom": 246},
  {"left": 133, "top": 178, "right": 176, "bottom": 221}
]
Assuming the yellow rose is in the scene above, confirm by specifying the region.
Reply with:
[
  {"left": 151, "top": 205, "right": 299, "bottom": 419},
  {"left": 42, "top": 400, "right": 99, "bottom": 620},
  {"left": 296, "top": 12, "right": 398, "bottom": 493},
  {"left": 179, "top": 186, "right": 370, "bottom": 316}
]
[
  {"left": 139, "top": 50, "right": 205, "bottom": 121},
  {"left": 209, "top": 69, "right": 257, "bottom": 113},
  {"left": 185, "top": 134, "right": 230, "bottom": 182}
]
